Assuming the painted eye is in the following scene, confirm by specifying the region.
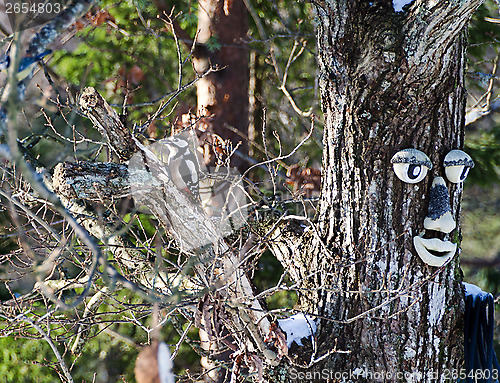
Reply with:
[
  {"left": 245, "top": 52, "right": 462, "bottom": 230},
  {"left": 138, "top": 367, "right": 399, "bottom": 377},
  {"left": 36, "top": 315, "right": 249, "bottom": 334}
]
[
  {"left": 443, "top": 150, "right": 474, "bottom": 183},
  {"left": 392, "top": 163, "right": 429, "bottom": 183},
  {"left": 391, "top": 149, "right": 432, "bottom": 184}
]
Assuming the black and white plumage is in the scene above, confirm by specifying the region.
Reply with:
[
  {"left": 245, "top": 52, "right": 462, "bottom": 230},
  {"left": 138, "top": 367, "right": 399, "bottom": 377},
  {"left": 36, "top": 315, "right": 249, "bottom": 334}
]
[
  {"left": 156, "top": 137, "right": 201, "bottom": 203},
  {"left": 130, "top": 135, "right": 208, "bottom": 250}
]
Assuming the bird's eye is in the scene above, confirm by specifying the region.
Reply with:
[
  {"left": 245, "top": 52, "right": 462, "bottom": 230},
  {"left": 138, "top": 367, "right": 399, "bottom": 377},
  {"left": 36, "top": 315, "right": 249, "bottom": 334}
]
[
  {"left": 391, "top": 149, "right": 432, "bottom": 184},
  {"left": 443, "top": 150, "right": 474, "bottom": 183}
]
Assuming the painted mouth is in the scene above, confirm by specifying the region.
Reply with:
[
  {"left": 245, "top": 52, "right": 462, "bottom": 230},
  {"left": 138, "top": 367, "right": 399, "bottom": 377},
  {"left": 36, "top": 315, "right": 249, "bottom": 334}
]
[{"left": 413, "top": 236, "right": 457, "bottom": 267}]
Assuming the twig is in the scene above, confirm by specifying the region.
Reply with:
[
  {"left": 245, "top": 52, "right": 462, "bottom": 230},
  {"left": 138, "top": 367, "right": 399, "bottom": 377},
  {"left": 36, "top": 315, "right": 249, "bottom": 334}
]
[{"left": 20, "top": 314, "right": 75, "bottom": 383}]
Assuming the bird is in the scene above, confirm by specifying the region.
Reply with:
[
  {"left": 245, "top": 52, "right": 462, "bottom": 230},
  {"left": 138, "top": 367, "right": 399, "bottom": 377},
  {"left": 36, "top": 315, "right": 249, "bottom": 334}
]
[
  {"left": 155, "top": 136, "right": 202, "bottom": 204},
  {"left": 0, "top": 48, "right": 52, "bottom": 82}
]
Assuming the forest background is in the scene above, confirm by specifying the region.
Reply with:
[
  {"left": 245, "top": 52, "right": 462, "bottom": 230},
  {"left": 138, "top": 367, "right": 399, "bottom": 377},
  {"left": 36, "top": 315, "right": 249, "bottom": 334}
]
[{"left": 0, "top": 0, "right": 498, "bottom": 382}]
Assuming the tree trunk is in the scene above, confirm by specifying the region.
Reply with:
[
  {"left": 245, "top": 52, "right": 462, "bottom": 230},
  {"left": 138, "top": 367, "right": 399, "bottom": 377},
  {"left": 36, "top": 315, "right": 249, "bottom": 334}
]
[
  {"left": 267, "top": 1, "right": 484, "bottom": 381},
  {"left": 194, "top": 0, "right": 249, "bottom": 171}
]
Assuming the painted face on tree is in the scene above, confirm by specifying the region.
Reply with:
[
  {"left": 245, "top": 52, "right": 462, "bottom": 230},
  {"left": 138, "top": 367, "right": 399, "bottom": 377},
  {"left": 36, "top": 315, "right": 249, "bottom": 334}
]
[{"left": 391, "top": 149, "right": 475, "bottom": 267}]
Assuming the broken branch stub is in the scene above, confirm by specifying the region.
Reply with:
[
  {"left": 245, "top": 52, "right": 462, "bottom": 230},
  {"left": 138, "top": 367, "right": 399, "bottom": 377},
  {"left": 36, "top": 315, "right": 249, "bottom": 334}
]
[
  {"left": 78, "top": 87, "right": 137, "bottom": 162},
  {"left": 52, "top": 161, "right": 129, "bottom": 202}
]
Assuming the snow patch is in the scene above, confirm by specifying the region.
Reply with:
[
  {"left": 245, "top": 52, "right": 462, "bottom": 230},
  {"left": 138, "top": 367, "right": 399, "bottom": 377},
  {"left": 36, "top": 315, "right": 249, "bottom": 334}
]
[
  {"left": 463, "top": 282, "right": 491, "bottom": 299},
  {"left": 393, "top": 0, "right": 413, "bottom": 12},
  {"left": 278, "top": 313, "right": 317, "bottom": 347}
]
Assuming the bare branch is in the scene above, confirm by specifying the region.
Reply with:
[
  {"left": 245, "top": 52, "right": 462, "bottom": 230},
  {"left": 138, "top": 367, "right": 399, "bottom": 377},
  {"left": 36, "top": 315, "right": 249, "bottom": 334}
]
[{"left": 20, "top": 314, "right": 74, "bottom": 383}]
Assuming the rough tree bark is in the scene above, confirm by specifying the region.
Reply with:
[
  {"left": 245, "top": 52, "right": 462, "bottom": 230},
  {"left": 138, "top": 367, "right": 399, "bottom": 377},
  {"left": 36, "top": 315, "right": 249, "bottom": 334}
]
[
  {"left": 35, "top": 1, "right": 488, "bottom": 381},
  {"left": 266, "top": 1, "right": 484, "bottom": 381}
]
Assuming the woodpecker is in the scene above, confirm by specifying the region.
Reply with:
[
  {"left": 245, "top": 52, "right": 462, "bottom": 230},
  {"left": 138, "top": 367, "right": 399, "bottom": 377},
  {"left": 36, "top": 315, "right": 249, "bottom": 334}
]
[{"left": 157, "top": 136, "right": 201, "bottom": 204}]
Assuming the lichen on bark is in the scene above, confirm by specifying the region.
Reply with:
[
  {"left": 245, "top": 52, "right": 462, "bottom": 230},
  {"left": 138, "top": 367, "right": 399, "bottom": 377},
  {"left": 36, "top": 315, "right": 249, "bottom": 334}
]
[{"left": 267, "top": 0, "right": 485, "bottom": 380}]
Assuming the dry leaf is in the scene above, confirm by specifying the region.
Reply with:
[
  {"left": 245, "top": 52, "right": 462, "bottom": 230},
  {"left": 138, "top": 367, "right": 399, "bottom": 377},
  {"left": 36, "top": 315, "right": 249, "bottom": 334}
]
[
  {"left": 89, "top": 9, "right": 115, "bottom": 26},
  {"left": 135, "top": 341, "right": 160, "bottom": 383},
  {"left": 286, "top": 164, "right": 321, "bottom": 197},
  {"left": 265, "top": 322, "right": 288, "bottom": 358}
]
